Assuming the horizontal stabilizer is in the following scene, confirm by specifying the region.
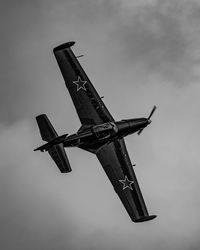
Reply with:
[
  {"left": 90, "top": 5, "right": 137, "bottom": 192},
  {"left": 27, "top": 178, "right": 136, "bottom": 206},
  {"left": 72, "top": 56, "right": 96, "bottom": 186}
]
[
  {"left": 36, "top": 114, "right": 58, "bottom": 142},
  {"left": 48, "top": 143, "right": 72, "bottom": 173}
]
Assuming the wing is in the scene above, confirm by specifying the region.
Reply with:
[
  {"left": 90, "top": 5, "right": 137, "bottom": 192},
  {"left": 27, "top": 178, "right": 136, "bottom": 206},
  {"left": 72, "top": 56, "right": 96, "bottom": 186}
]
[
  {"left": 53, "top": 41, "right": 114, "bottom": 126},
  {"left": 96, "top": 138, "right": 156, "bottom": 222}
]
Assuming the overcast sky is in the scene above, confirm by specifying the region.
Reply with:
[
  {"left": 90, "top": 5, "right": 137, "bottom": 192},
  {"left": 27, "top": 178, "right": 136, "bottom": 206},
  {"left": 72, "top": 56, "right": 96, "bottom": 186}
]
[{"left": 1, "top": 0, "right": 200, "bottom": 249}]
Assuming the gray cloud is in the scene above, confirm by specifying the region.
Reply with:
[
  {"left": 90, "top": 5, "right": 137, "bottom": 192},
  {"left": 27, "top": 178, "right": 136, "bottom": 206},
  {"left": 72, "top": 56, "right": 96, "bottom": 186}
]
[
  {"left": 1, "top": 1, "right": 200, "bottom": 250},
  {"left": 0, "top": 0, "right": 118, "bottom": 124},
  {"left": 108, "top": 0, "right": 200, "bottom": 84},
  {"left": 2, "top": 0, "right": 200, "bottom": 124}
]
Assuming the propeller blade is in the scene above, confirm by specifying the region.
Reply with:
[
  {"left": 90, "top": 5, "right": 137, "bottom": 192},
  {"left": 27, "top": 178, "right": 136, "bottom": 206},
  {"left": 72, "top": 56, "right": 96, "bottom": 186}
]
[
  {"left": 148, "top": 105, "right": 157, "bottom": 120},
  {"left": 137, "top": 128, "right": 144, "bottom": 135},
  {"left": 138, "top": 105, "right": 157, "bottom": 135}
]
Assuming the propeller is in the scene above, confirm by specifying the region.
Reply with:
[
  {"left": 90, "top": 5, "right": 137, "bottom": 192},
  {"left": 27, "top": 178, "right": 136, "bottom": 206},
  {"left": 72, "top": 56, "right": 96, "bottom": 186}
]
[
  {"left": 147, "top": 105, "right": 157, "bottom": 121},
  {"left": 137, "top": 105, "right": 157, "bottom": 135}
]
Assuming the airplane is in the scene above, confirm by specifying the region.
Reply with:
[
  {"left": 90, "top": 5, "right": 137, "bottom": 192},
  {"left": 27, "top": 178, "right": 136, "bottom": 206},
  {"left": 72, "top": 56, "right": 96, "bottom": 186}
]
[{"left": 34, "top": 41, "right": 157, "bottom": 223}]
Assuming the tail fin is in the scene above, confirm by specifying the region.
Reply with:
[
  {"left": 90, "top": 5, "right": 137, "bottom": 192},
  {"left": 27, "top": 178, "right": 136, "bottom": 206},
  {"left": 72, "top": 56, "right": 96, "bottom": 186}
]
[{"left": 35, "top": 114, "right": 72, "bottom": 173}]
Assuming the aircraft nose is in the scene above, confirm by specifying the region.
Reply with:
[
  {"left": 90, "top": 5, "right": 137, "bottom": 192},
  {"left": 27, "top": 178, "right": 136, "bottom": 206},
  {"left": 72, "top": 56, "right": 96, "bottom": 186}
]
[{"left": 148, "top": 120, "right": 151, "bottom": 125}]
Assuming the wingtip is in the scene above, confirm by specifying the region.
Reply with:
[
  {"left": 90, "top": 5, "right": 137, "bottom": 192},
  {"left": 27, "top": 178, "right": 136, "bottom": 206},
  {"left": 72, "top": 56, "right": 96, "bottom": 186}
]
[
  {"left": 53, "top": 41, "right": 75, "bottom": 52},
  {"left": 133, "top": 215, "right": 157, "bottom": 223}
]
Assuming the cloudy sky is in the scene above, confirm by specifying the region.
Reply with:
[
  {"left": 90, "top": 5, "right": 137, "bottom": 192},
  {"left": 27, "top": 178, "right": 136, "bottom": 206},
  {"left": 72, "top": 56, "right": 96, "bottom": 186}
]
[{"left": 1, "top": 0, "right": 200, "bottom": 249}]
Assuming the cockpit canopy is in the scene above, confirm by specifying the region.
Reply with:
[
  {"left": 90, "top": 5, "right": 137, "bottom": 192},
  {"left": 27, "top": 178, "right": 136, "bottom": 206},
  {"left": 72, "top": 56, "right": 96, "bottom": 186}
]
[{"left": 92, "top": 122, "right": 118, "bottom": 139}]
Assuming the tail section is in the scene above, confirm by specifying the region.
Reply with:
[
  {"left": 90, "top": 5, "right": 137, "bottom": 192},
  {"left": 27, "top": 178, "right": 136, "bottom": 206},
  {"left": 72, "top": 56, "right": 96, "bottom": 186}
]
[{"left": 35, "top": 114, "right": 72, "bottom": 173}]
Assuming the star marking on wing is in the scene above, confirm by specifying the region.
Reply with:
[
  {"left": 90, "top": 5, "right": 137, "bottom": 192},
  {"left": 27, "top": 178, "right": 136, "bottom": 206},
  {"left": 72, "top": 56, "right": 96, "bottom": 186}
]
[
  {"left": 73, "top": 76, "right": 87, "bottom": 91},
  {"left": 119, "top": 176, "right": 134, "bottom": 190}
]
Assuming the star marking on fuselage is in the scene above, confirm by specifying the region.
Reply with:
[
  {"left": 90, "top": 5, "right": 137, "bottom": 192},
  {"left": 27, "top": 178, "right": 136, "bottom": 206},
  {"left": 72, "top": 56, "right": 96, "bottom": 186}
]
[
  {"left": 119, "top": 176, "right": 134, "bottom": 190},
  {"left": 73, "top": 76, "right": 87, "bottom": 91}
]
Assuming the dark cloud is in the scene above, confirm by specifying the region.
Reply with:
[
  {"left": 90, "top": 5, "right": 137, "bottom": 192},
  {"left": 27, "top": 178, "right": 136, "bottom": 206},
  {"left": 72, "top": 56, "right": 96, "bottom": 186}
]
[{"left": 109, "top": 0, "right": 200, "bottom": 83}]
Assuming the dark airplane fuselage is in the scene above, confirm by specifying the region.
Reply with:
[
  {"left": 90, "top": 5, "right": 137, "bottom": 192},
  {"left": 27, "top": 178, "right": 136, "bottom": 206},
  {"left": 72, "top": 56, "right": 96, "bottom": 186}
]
[
  {"left": 62, "top": 118, "right": 150, "bottom": 150},
  {"left": 35, "top": 117, "right": 151, "bottom": 153}
]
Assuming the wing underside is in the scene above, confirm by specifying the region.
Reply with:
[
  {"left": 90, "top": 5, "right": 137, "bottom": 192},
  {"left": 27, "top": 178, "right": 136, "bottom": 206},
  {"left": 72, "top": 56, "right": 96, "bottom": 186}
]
[
  {"left": 96, "top": 138, "right": 156, "bottom": 222},
  {"left": 53, "top": 42, "right": 114, "bottom": 126}
]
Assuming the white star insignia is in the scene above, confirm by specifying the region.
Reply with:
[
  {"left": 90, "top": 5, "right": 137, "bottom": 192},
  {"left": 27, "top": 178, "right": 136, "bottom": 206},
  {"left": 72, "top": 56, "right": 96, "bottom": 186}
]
[
  {"left": 119, "top": 176, "right": 134, "bottom": 190},
  {"left": 73, "top": 76, "right": 87, "bottom": 91}
]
